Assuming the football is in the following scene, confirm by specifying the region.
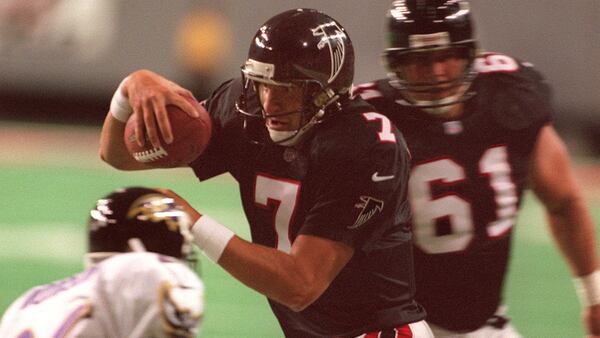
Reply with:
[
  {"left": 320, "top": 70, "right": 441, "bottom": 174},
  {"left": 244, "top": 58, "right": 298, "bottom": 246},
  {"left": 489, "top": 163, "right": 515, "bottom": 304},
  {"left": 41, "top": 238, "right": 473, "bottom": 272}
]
[{"left": 124, "top": 99, "right": 212, "bottom": 167}]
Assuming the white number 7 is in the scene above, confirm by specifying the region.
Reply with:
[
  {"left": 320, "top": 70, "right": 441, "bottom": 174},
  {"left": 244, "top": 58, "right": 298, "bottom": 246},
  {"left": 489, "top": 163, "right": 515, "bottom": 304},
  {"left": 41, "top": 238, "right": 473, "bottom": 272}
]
[
  {"left": 363, "top": 112, "right": 397, "bottom": 143},
  {"left": 255, "top": 174, "right": 301, "bottom": 253}
]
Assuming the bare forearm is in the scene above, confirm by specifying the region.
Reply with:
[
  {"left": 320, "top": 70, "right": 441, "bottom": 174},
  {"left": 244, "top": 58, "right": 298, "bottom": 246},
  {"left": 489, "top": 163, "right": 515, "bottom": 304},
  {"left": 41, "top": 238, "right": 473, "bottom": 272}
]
[
  {"left": 163, "top": 192, "right": 344, "bottom": 311},
  {"left": 165, "top": 188, "right": 352, "bottom": 311},
  {"left": 547, "top": 196, "right": 598, "bottom": 276},
  {"left": 99, "top": 113, "right": 148, "bottom": 170},
  {"left": 531, "top": 126, "right": 598, "bottom": 276},
  {"left": 218, "top": 237, "right": 318, "bottom": 311}
]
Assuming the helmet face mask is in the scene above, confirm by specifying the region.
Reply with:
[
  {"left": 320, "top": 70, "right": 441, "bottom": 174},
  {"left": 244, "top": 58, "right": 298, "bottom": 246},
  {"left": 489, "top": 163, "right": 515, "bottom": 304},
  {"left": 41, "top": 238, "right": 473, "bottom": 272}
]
[
  {"left": 385, "top": 46, "right": 475, "bottom": 114},
  {"left": 236, "top": 8, "right": 354, "bottom": 146},
  {"left": 238, "top": 74, "right": 324, "bottom": 146},
  {"left": 86, "top": 187, "right": 196, "bottom": 268},
  {"left": 384, "top": 0, "right": 478, "bottom": 115}
]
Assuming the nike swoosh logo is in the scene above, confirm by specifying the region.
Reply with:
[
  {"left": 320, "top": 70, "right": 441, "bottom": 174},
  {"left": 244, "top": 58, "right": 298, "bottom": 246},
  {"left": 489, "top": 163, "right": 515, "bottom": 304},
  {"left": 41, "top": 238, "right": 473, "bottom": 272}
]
[{"left": 371, "top": 172, "right": 395, "bottom": 182}]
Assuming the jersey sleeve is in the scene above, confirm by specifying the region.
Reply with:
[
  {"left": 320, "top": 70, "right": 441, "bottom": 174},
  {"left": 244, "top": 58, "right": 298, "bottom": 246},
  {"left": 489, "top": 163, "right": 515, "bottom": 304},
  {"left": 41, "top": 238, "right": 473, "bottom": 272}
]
[
  {"left": 300, "top": 112, "right": 411, "bottom": 251},
  {"left": 97, "top": 253, "right": 204, "bottom": 338}
]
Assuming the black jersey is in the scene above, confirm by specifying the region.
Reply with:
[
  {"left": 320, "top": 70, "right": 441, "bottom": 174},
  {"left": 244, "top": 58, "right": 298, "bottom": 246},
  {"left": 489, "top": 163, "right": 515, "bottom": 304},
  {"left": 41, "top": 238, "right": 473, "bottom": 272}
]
[
  {"left": 190, "top": 77, "right": 426, "bottom": 337},
  {"left": 354, "top": 53, "right": 553, "bottom": 332}
]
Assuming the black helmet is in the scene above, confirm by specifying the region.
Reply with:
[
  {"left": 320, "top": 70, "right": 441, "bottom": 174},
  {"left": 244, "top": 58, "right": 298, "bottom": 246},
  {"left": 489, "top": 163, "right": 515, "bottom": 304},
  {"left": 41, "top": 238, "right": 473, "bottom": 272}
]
[
  {"left": 383, "top": 0, "right": 478, "bottom": 114},
  {"left": 86, "top": 187, "right": 195, "bottom": 266},
  {"left": 236, "top": 8, "right": 354, "bottom": 145}
]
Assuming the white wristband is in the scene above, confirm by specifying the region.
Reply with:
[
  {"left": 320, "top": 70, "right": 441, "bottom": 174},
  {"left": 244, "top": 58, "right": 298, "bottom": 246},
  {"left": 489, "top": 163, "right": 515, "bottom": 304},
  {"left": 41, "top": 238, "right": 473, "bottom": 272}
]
[
  {"left": 192, "top": 215, "right": 235, "bottom": 263},
  {"left": 109, "top": 77, "right": 133, "bottom": 123},
  {"left": 573, "top": 270, "right": 600, "bottom": 307}
]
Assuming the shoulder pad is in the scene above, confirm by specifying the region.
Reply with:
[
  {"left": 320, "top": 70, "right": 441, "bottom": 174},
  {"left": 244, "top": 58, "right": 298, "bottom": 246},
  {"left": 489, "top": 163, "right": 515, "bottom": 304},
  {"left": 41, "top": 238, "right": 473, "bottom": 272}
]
[
  {"left": 352, "top": 80, "right": 398, "bottom": 114},
  {"left": 160, "top": 280, "right": 204, "bottom": 336},
  {"left": 99, "top": 253, "right": 204, "bottom": 336},
  {"left": 204, "top": 77, "right": 244, "bottom": 126},
  {"left": 472, "top": 53, "right": 553, "bottom": 130},
  {"left": 310, "top": 103, "right": 404, "bottom": 169}
]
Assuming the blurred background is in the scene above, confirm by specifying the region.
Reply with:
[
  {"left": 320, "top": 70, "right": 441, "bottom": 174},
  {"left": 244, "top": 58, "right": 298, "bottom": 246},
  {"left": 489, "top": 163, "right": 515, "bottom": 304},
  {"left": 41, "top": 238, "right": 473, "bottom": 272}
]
[
  {"left": 0, "top": 0, "right": 598, "bottom": 155},
  {"left": 0, "top": 1, "right": 598, "bottom": 337}
]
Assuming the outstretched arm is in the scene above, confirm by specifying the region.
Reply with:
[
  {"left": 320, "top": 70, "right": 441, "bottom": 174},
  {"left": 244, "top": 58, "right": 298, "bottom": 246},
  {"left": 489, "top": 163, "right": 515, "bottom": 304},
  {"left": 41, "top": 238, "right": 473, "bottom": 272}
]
[
  {"left": 530, "top": 125, "right": 600, "bottom": 336},
  {"left": 162, "top": 189, "right": 354, "bottom": 312},
  {"left": 218, "top": 234, "right": 353, "bottom": 312},
  {"left": 99, "top": 69, "right": 200, "bottom": 170}
]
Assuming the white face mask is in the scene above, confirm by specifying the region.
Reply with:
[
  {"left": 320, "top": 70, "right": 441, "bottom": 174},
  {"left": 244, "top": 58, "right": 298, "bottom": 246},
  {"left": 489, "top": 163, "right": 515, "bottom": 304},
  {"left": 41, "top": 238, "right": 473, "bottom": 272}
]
[{"left": 394, "top": 77, "right": 472, "bottom": 117}]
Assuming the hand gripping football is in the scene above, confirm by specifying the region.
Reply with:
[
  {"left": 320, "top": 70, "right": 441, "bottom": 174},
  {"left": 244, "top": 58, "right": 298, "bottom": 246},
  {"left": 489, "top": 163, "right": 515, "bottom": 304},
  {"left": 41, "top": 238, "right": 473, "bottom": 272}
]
[{"left": 124, "top": 99, "right": 212, "bottom": 167}]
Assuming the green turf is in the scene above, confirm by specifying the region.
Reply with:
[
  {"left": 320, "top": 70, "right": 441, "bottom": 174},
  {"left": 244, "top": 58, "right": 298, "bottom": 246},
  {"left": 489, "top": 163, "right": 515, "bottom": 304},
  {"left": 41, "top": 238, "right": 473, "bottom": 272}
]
[
  {"left": 0, "top": 164, "right": 282, "bottom": 337},
  {"left": 505, "top": 193, "right": 600, "bottom": 337},
  {"left": 1, "top": 137, "right": 598, "bottom": 337}
]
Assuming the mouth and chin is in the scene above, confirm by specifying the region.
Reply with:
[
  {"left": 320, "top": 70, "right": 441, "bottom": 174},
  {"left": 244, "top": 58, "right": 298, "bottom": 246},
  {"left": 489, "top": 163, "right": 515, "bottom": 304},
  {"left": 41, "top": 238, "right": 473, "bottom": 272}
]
[
  {"left": 264, "top": 110, "right": 302, "bottom": 132},
  {"left": 264, "top": 115, "right": 303, "bottom": 145},
  {"left": 266, "top": 117, "right": 292, "bottom": 131},
  {"left": 405, "top": 81, "right": 463, "bottom": 102}
]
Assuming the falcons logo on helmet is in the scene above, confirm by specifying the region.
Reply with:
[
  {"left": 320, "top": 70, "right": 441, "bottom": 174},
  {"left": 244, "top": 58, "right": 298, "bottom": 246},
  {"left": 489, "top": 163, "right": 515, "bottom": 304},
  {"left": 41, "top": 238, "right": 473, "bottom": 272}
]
[{"left": 311, "top": 21, "right": 345, "bottom": 84}]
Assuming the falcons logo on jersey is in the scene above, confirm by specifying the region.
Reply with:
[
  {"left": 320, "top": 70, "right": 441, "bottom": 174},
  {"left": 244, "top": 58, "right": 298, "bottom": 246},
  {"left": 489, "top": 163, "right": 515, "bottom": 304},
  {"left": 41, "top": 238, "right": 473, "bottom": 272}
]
[{"left": 349, "top": 196, "right": 384, "bottom": 229}]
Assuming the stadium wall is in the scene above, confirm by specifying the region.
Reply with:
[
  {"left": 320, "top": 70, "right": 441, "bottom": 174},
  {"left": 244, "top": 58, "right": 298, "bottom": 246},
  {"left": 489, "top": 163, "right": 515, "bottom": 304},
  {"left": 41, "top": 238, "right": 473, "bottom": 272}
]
[{"left": 0, "top": 0, "right": 598, "bottom": 152}]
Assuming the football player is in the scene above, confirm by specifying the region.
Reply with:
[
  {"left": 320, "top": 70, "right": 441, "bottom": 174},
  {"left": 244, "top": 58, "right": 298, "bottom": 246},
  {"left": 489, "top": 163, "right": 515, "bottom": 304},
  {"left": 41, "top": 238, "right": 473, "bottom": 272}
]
[
  {"left": 100, "top": 8, "right": 433, "bottom": 338},
  {"left": 352, "top": 0, "right": 600, "bottom": 337},
  {"left": 0, "top": 187, "right": 205, "bottom": 338}
]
